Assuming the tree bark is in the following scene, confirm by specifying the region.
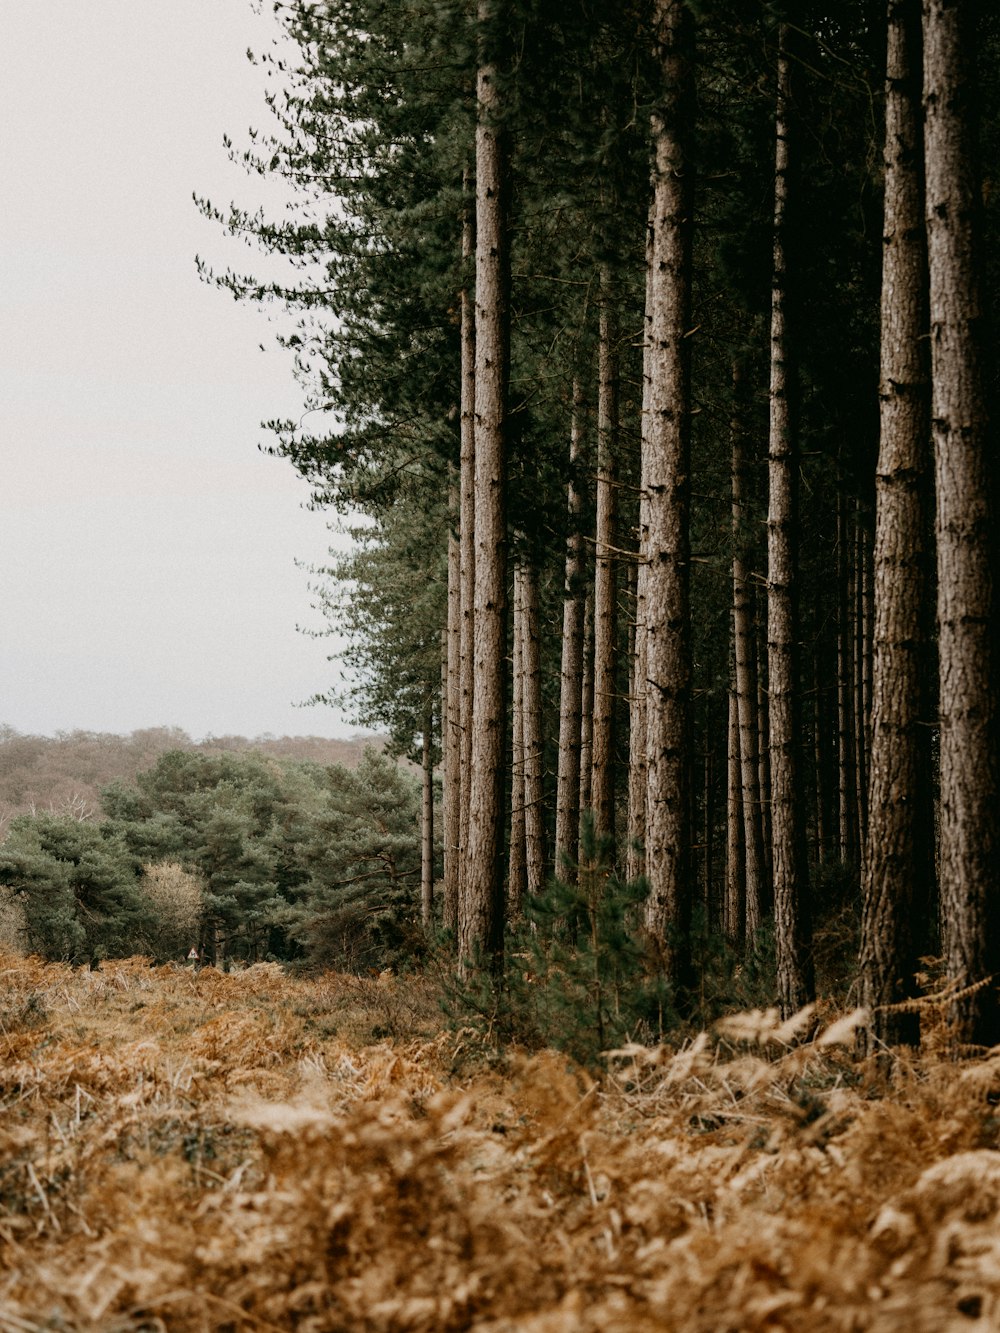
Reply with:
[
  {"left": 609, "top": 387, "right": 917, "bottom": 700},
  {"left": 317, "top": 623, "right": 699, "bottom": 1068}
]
[
  {"left": 767, "top": 26, "right": 813, "bottom": 1015},
  {"left": 508, "top": 564, "right": 527, "bottom": 917},
  {"left": 457, "top": 168, "right": 476, "bottom": 932},
  {"left": 443, "top": 469, "right": 461, "bottom": 929},
  {"left": 836, "top": 485, "right": 857, "bottom": 867},
  {"left": 578, "top": 590, "right": 595, "bottom": 865},
  {"left": 461, "top": 1, "right": 510, "bottom": 969},
  {"left": 756, "top": 614, "right": 773, "bottom": 887},
  {"left": 731, "top": 359, "right": 766, "bottom": 941},
  {"left": 591, "top": 286, "right": 619, "bottom": 847},
  {"left": 725, "top": 687, "right": 745, "bottom": 947},
  {"left": 853, "top": 505, "right": 871, "bottom": 849},
  {"left": 860, "top": 0, "right": 934, "bottom": 1050},
  {"left": 421, "top": 712, "right": 434, "bottom": 928},
  {"left": 521, "top": 559, "right": 545, "bottom": 897},
  {"left": 643, "top": 0, "right": 695, "bottom": 994},
  {"left": 627, "top": 217, "right": 655, "bottom": 888},
  {"left": 923, "top": 0, "right": 999, "bottom": 1045},
  {"left": 555, "top": 383, "right": 587, "bottom": 880},
  {"left": 812, "top": 645, "right": 830, "bottom": 867}
]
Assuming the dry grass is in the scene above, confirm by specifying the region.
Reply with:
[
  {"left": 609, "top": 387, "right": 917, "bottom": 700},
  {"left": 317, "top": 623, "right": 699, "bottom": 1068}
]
[{"left": 1, "top": 955, "right": 999, "bottom": 1331}]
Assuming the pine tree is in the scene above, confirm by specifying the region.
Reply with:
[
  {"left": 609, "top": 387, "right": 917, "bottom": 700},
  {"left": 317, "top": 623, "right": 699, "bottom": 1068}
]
[
  {"left": 766, "top": 24, "right": 813, "bottom": 1016},
  {"left": 643, "top": 0, "right": 696, "bottom": 994},
  {"left": 460, "top": 0, "right": 512, "bottom": 970},
  {"left": 923, "top": 0, "right": 1000, "bottom": 1045},
  {"left": 859, "top": 0, "right": 934, "bottom": 1049}
]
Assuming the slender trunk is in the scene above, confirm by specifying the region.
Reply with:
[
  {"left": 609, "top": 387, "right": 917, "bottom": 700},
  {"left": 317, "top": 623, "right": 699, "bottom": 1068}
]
[
  {"left": 732, "top": 359, "right": 765, "bottom": 940},
  {"left": 923, "top": 0, "right": 999, "bottom": 1044},
  {"left": 726, "top": 687, "right": 745, "bottom": 947},
  {"left": 756, "top": 612, "right": 773, "bottom": 890},
  {"left": 860, "top": 0, "right": 934, "bottom": 1050},
  {"left": 853, "top": 507, "right": 870, "bottom": 848},
  {"left": 702, "top": 737, "right": 713, "bottom": 927},
  {"left": 579, "top": 589, "right": 595, "bottom": 864},
  {"left": 421, "top": 713, "right": 434, "bottom": 929},
  {"left": 521, "top": 560, "right": 546, "bottom": 897},
  {"left": 457, "top": 170, "right": 476, "bottom": 931},
  {"left": 508, "top": 564, "right": 527, "bottom": 916},
  {"left": 836, "top": 486, "right": 857, "bottom": 866},
  {"left": 643, "top": 0, "right": 695, "bottom": 995},
  {"left": 861, "top": 510, "right": 874, "bottom": 779},
  {"left": 555, "top": 384, "right": 587, "bottom": 879},
  {"left": 812, "top": 647, "right": 829, "bottom": 866},
  {"left": 443, "top": 469, "right": 462, "bottom": 928},
  {"left": 591, "top": 288, "right": 619, "bottom": 847},
  {"left": 767, "top": 26, "right": 813, "bottom": 1014},
  {"left": 461, "top": 3, "right": 510, "bottom": 968},
  {"left": 627, "top": 215, "right": 655, "bottom": 887}
]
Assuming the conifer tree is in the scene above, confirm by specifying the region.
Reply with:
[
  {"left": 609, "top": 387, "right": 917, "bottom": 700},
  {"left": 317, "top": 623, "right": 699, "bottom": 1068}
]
[
  {"left": 643, "top": 0, "right": 696, "bottom": 994},
  {"left": 766, "top": 24, "right": 813, "bottom": 1015},
  {"left": 460, "top": 0, "right": 511, "bottom": 969},
  {"left": 923, "top": 0, "right": 999, "bottom": 1045},
  {"left": 859, "top": 0, "right": 933, "bottom": 1049}
]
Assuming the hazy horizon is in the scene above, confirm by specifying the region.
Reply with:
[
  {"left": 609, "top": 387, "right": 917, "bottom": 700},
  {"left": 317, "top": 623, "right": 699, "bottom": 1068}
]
[{"left": 1, "top": 2, "right": 357, "bottom": 740}]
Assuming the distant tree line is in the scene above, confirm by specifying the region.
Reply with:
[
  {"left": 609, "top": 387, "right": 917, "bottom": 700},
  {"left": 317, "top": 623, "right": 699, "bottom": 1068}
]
[
  {"left": 0, "top": 725, "right": 384, "bottom": 838},
  {"left": 0, "top": 749, "right": 426, "bottom": 972},
  {"left": 199, "top": 0, "right": 999, "bottom": 1044}
]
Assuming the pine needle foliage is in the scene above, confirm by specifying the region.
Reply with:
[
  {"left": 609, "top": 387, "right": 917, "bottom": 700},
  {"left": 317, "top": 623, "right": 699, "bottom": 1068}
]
[{"left": 444, "top": 820, "right": 675, "bottom": 1067}]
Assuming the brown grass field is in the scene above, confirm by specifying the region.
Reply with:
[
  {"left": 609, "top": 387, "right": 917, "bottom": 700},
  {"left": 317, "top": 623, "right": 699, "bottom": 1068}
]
[{"left": 2, "top": 954, "right": 1000, "bottom": 1331}]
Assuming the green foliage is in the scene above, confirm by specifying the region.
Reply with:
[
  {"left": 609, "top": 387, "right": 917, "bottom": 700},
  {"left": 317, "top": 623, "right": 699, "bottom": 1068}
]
[
  {"left": 0, "top": 815, "right": 151, "bottom": 963},
  {"left": 290, "top": 750, "right": 425, "bottom": 973},
  {"left": 1, "top": 747, "right": 425, "bottom": 972},
  {"left": 445, "top": 822, "right": 674, "bottom": 1068}
]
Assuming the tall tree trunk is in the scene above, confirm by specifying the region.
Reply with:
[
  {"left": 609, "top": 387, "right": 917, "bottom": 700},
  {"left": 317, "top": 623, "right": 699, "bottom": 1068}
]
[
  {"left": 836, "top": 485, "right": 857, "bottom": 866},
  {"left": 508, "top": 564, "right": 527, "bottom": 917},
  {"left": 725, "top": 687, "right": 745, "bottom": 947},
  {"left": 756, "top": 614, "right": 773, "bottom": 888},
  {"left": 853, "top": 506, "right": 871, "bottom": 849},
  {"left": 579, "top": 589, "right": 595, "bottom": 863},
  {"left": 702, "top": 733, "right": 714, "bottom": 926},
  {"left": 461, "top": 1, "right": 510, "bottom": 969},
  {"left": 591, "top": 287, "right": 619, "bottom": 847},
  {"left": 861, "top": 509, "right": 874, "bottom": 788},
  {"left": 767, "top": 26, "right": 813, "bottom": 1015},
  {"left": 457, "top": 169, "right": 476, "bottom": 932},
  {"left": 860, "top": 0, "right": 933, "bottom": 1050},
  {"left": 443, "top": 469, "right": 462, "bottom": 929},
  {"left": 421, "top": 710, "right": 435, "bottom": 929},
  {"left": 555, "top": 383, "right": 587, "bottom": 880},
  {"left": 812, "top": 646, "right": 830, "bottom": 867},
  {"left": 521, "top": 559, "right": 545, "bottom": 897},
  {"left": 627, "top": 215, "right": 655, "bottom": 887},
  {"left": 923, "top": 0, "right": 999, "bottom": 1045},
  {"left": 643, "top": 0, "right": 695, "bottom": 994},
  {"left": 731, "top": 359, "right": 766, "bottom": 941}
]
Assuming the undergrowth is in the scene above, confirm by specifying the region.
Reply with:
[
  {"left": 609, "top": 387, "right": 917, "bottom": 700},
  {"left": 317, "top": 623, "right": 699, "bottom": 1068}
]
[{"left": 2, "top": 952, "right": 1000, "bottom": 1331}]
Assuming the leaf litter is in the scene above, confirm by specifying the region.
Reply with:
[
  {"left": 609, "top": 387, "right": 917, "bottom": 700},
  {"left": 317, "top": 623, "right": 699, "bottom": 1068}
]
[{"left": 2, "top": 953, "right": 1000, "bottom": 1331}]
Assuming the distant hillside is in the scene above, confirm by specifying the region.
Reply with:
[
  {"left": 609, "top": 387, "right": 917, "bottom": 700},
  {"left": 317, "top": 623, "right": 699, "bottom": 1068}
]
[{"left": 0, "top": 725, "right": 385, "bottom": 836}]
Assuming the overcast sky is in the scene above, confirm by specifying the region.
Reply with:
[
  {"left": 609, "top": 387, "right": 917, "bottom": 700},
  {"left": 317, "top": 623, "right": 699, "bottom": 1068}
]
[{"left": 0, "top": 1, "right": 359, "bottom": 741}]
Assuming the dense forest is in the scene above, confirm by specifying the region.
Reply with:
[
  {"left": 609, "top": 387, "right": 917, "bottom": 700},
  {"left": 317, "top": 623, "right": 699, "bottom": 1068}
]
[
  {"left": 200, "top": 0, "right": 1000, "bottom": 1048},
  {"left": 5, "top": 0, "right": 997, "bottom": 1060},
  {"left": 190, "top": 0, "right": 998, "bottom": 1048}
]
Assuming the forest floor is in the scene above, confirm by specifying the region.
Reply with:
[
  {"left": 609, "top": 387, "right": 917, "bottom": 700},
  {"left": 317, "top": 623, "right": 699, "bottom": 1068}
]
[{"left": 2, "top": 956, "right": 1000, "bottom": 1332}]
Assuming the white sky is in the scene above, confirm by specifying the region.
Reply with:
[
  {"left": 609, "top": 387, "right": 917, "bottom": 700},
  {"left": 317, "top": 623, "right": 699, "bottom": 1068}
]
[{"left": 0, "top": 1, "right": 360, "bottom": 741}]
